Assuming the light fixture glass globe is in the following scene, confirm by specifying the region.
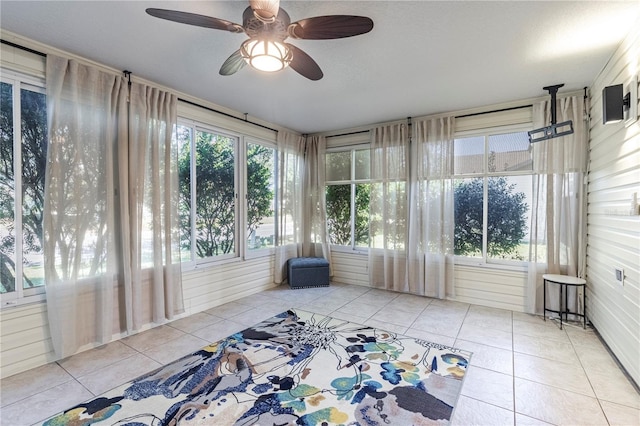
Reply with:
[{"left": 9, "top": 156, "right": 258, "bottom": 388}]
[{"left": 241, "top": 39, "right": 292, "bottom": 73}]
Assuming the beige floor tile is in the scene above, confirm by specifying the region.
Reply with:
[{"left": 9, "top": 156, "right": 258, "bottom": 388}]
[
  {"left": 1, "top": 380, "right": 92, "bottom": 426},
  {"left": 512, "top": 311, "right": 547, "bottom": 325},
  {"left": 327, "top": 309, "right": 370, "bottom": 324},
  {"left": 450, "top": 395, "right": 514, "bottom": 426},
  {"left": 76, "top": 353, "right": 161, "bottom": 396},
  {"left": 513, "top": 332, "right": 579, "bottom": 364},
  {"left": 587, "top": 369, "right": 640, "bottom": 409},
  {"left": 191, "top": 319, "right": 247, "bottom": 343},
  {"left": 600, "top": 400, "right": 640, "bottom": 425},
  {"left": 429, "top": 299, "right": 470, "bottom": 312},
  {"left": 464, "top": 306, "right": 513, "bottom": 333},
  {"left": 168, "top": 311, "right": 223, "bottom": 333},
  {"left": 143, "top": 333, "right": 210, "bottom": 365},
  {"left": 515, "top": 413, "right": 554, "bottom": 425},
  {"left": 405, "top": 328, "right": 457, "bottom": 347},
  {"left": 370, "top": 306, "right": 421, "bottom": 327},
  {"left": 461, "top": 366, "right": 514, "bottom": 410},
  {"left": 411, "top": 306, "right": 467, "bottom": 338},
  {"left": 455, "top": 339, "right": 513, "bottom": 375},
  {"left": 0, "top": 363, "right": 73, "bottom": 407},
  {"left": 57, "top": 341, "right": 138, "bottom": 379},
  {"left": 512, "top": 319, "right": 571, "bottom": 343},
  {"left": 386, "top": 292, "right": 432, "bottom": 312},
  {"left": 513, "top": 352, "right": 594, "bottom": 397},
  {"left": 229, "top": 305, "right": 291, "bottom": 326},
  {"left": 564, "top": 325, "right": 603, "bottom": 347},
  {"left": 574, "top": 343, "right": 622, "bottom": 375},
  {"left": 336, "top": 300, "right": 384, "bottom": 318},
  {"left": 120, "top": 325, "right": 186, "bottom": 352},
  {"left": 457, "top": 322, "right": 513, "bottom": 350},
  {"left": 364, "top": 318, "right": 408, "bottom": 335},
  {"left": 205, "top": 301, "right": 254, "bottom": 318},
  {"left": 515, "top": 378, "right": 608, "bottom": 425}
]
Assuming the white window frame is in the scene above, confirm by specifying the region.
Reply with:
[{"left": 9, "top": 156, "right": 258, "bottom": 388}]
[
  {"left": 177, "top": 119, "right": 241, "bottom": 270},
  {"left": 325, "top": 143, "right": 371, "bottom": 254},
  {"left": 243, "top": 136, "right": 277, "bottom": 260},
  {"left": 1, "top": 71, "right": 47, "bottom": 308},
  {"left": 453, "top": 123, "right": 534, "bottom": 270}
]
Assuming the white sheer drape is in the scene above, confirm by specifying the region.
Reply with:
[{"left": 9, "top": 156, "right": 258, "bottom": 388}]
[
  {"left": 527, "top": 95, "right": 588, "bottom": 315},
  {"left": 274, "top": 131, "right": 305, "bottom": 283},
  {"left": 45, "top": 55, "right": 183, "bottom": 358},
  {"left": 368, "top": 123, "right": 409, "bottom": 291},
  {"left": 302, "top": 136, "right": 331, "bottom": 267},
  {"left": 274, "top": 132, "right": 331, "bottom": 283},
  {"left": 408, "top": 117, "right": 456, "bottom": 298}
]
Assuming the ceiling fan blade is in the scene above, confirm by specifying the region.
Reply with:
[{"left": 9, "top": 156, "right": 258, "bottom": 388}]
[
  {"left": 219, "top": 50, "right": 247, "bottom": 76},
  {"left": 287, "top": 44, "right": 323, "bottom": 81},
  {"left": 146, "top": 8, "right": 244, "bottom": 33},
  {"left": 288, "top": 15, "right": 374, "bottom": 40}
]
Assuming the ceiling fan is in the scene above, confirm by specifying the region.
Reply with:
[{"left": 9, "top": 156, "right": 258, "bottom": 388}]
[{"left": 146, "top": 0, "right": 374, "bottom": 81}]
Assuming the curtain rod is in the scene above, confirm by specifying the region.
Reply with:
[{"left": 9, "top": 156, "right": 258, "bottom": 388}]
[
  {"left": 1, "top": 39, "right": 46, "bottom": 57},
  {"left": 326, "top": 129, "right": 370, "bottom": 138},
  {"left": 178, "top": 98, "right": 278, "bottom": 133},
  {"left": 455, "top": 104, "right": 532, "bottom": 119}
]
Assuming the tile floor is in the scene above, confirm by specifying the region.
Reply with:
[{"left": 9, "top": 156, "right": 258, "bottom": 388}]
[{"left": 1, "top": 282, "right": 639, "bottom": 425}]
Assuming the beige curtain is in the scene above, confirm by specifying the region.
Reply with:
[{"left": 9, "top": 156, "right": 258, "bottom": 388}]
[
  {"left": 408, "top": 117, "right": 456, "bottom": 298},
  {"left": 302, "top": 136, "right": 331, "bottom": 267},
  {"left": 44, "top": 55, "right": 183, "bottom": 358},
  {"left": 274, "top": 131, "right": 305, "bottom": 283},
  {"left": 368, "top": 123, "right": 409, "bottom": 291},
  {"left": 527, "top": 95, "right": 588, "bottom": 315}
]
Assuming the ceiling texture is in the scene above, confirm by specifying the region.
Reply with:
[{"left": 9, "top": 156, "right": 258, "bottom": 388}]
[{"left": 2, "top": 1, "right": 639, "bottom": 134}]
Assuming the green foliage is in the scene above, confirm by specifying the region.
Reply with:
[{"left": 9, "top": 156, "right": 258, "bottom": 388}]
[
  {"left": 325, "top": 184, "right": 371, "bottom": 247},
  {"left": 0, "top": 84, "right": 47, "bottom": 292},
  {"left": 178, "top": 131, "right": 274, "bottom": 258},
  {"left": 454, "top": 177, "right": 528, "bottom": 259}
]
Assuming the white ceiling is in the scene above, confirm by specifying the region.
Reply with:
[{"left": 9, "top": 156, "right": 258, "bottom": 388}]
[{"left": 2, "top": 1, "right": 639, "bottom": 134}]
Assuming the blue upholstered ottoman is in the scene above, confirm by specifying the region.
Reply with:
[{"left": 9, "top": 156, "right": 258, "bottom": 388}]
[{"left": 287, "top": 257, "right": 330, "bottom": 289}]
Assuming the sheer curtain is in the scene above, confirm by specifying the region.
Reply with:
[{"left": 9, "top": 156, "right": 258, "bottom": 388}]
[
  {"left": 368, "top": 123, "right": 409, "bottom": 291},
  {"left": 527, "top": 95, "right": 588, "bottom": 315},
  {"left": 302, "top": 136, "right": 331, "bottom": 266},
  {"left": 274, "top": 131, "right": 305, "bottom": 283},
  {"left": 274, "top": 132, "right": 331, "bottom": 283},
  {"left": 45, "top": 55, "right": 182, "bottom": 358},
  {"left": 408, "top": 117, "right": 456, "bottom": 298}
]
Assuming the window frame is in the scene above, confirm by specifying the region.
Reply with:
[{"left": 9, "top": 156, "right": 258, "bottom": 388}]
[
  {"left": 1, "top": 71, "right": 47, "bottom": 308},
  {"left": 176, "top": 119, "right": 241, "bottom": 270},
  {"left": 453, "top": 123, "right": 534, "bottom": 269},
  {"left": 243, "top": 136, "right": 277, "bottom": 260},
  {"left": 325, "top": 143, "right": 371, "bottom": 254}
]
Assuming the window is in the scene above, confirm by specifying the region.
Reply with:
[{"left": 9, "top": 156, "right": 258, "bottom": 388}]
[
  {"left": 245, "top": 140, "right": 276, "bottom": 253},
  {"left": 453, "top": 129, "right": 532, "bottom": 264},
  {"left": 325, "top": 147, "right": 371, "bottom": 250},
  {"left": 177, "top": 124, "right": 239, "bottom": 264},
  {"left": 1, "top": 74, "right": 47, "bottom": 306},
  {"left": 177, "top": 122, "right": 276, "bottom": 267}
]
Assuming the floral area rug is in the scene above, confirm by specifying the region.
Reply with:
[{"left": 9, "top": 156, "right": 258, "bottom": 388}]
[{"left": 43, "top": 309, "right": 471, "bottom": 425}]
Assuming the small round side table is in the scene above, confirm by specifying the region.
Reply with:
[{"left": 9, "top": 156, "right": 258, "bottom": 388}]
[{"left": 542, "top": 274, "right": 587, "bottom": 329}]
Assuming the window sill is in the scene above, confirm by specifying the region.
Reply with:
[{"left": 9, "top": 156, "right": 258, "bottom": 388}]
[{"left": 454, "top": 258, "right": 528, "bottom": 272}]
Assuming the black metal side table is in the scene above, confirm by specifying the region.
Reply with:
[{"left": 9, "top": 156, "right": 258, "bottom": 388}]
[{"left": 543, "top": 274, "right": 587, "bottom": 329}]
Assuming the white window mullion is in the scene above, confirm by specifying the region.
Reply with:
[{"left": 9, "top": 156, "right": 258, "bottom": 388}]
[
  {"left": 189, "top": 126, "right": 197, "bottom": 264},
  {"left": 14, "top": 80, "right": 24, "bottom": 300}
]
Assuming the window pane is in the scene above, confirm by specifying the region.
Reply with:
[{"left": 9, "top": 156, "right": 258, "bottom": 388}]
[
  {"left": 20, "top": 88, "right": 47, "bottom": 290},
  {"left": 354, "top": 149, "right": 370, "bottom": 180},
  {"left": 326, "top": 184, "right": 351, "bottom": 245},
  {"left": 354, "top": 183, "right": 370, "bottom": 247},
  {"left": 487, "top": 176, "right": 531, "bottom": 261},
  {"left": 326, "top": 151, "right": 351, "bottom": 181},
  {"left": 370, "top": 181, "right": 406, "bottom": 250},
  {"left": 0, "top": 82, "right": 15, "bottom": 294},
  {"left": 454, "top": 136, "right": 484, "bottom": 174},
  {"left": 195, "top": 130, "right": 235, "bottom": 258},
  {"left": 488, "top": 132, "right": 532, "bottom": 172},
  {"left": 454, "top": 178, "right": 483, "bottom": 258},
  {"left": 247, "top": 143, "right": 275, "bottom": 251},
  {"left": 177, "top": 125, "right": 192, "bottom": 262}
]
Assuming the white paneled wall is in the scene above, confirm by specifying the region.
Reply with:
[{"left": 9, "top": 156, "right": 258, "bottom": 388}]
[
  {"left": 330, "top": 251, "right": 370, "bottom": 287},
  {"left": 586, "top": 22, "right": 640, "bottom": 385},
  {"left": 453, "top": 265, "right": 526, "bottom": 312}
]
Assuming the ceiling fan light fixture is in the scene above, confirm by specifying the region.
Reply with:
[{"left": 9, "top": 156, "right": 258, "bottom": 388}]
[
  {"left": 249, "top": 0, "right": 280, "bottom": 23},
  {"left": 241, "top": 39, "right": 292, "bottom": 72}
]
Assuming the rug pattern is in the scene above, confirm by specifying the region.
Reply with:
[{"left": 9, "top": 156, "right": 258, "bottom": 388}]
[{"left": 43, "top": 309, "right": 471, "bottom": 425}]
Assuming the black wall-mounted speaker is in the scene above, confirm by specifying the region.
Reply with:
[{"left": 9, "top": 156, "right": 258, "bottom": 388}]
[{"left": 603, "top": 84, "right": 624, "bottom": 124}]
